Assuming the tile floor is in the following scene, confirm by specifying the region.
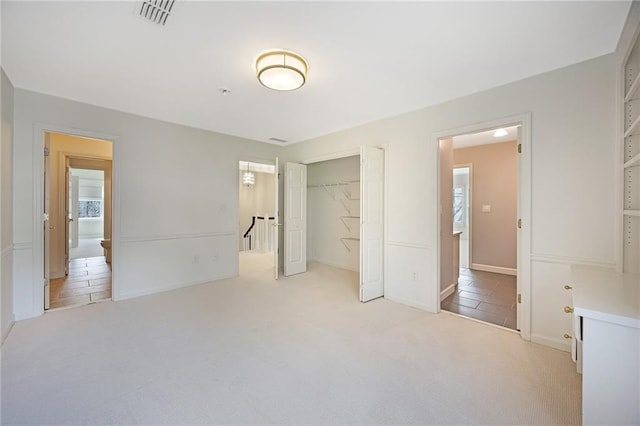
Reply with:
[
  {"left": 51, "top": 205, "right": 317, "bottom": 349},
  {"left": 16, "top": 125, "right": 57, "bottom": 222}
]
[
  {"left": 441, "top": 268, "right": 517, "bottom": 330},
  {"left": 49, "top": 256, "right": 111, "bottom": 310}
]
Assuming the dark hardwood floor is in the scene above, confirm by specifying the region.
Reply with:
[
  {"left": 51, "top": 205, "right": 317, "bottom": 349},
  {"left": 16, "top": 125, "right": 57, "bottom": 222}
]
[{"left": 441, "top": 268, "right": 517, "bottom": 330}]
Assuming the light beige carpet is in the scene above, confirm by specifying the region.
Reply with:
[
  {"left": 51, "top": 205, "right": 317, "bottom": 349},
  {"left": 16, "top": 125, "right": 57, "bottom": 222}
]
[{"left": 1, "top": 253, "right": 581, "bottom": 424}]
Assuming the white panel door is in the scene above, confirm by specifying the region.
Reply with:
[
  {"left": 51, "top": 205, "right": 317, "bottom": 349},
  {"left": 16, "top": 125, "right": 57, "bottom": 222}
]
[
  {"left": 43, "top": 134, "right": 51, "bottom": 310},
  {"left": 284, "top": 162, "right": 307, "bottom": 276},
  {"left": 516, "top": 125, "right": 522, "bottom": 331},
  {"left": 70, "top": 174, "right": 79, "bottom": 249},
  {"left": 360, "top": 146, "right": 384, "bottom": 302},
  {"left": 273, "top": 157, "right": 280, "bottom": 279}
]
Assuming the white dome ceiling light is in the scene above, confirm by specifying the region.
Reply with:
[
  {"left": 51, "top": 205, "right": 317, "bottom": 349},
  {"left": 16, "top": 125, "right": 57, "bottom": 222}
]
[{"left": 256, "top": 50, "right": 308, "bottom": 91}]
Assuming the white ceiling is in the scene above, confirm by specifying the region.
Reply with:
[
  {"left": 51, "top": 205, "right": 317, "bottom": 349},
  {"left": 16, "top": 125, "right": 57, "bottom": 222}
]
[
  {"left": 453, "top": 125, "right": 519, "bottom": 149},
  {"left": 1, "top": 1, "right": 631, "bottom": 145}
]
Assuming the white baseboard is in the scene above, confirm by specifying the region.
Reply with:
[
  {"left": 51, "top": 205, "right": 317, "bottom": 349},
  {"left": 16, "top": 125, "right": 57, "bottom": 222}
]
[
  {"left": 530, "top": 333, "right": 571, "bottom": 352},
  {"left": 385, "top": 293, "right": 436, "bottom": 313},
  {"left": 440, "top": 283, "right": 456, "bottom": 301},
  {"left": 471, "top": 263, "right": 517, "bottom": 276},
  {"left": 311, "top": 257, "right": 358, "bottom": 273}
]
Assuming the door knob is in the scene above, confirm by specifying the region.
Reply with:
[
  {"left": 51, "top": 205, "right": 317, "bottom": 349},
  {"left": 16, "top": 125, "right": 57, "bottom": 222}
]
[{"left": 564, "top": 306, "right": 574, "bottom": 314}]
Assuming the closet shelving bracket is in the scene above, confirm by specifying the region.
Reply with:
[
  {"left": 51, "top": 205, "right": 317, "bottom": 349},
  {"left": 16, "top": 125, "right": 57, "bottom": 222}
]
[{"left": 340, "top": 237, "right": 360, "bottom": 252}]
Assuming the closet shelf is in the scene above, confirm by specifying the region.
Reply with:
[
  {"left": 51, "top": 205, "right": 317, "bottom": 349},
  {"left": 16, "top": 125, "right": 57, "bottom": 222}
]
[
  {"left": 625, "top": 71, "right": 640, "bottom": 102},
  {"left": 624, "top": 152, "right": 640, "bottom": 168},
  {"left": 624, "top": 114, "right": 640, "bottom": 138},
  {"left": 624, "top": 210, "right": 640, "bottom": 217},
  {"left": 339, "top": 216, "right": 360, "bottom": 232},
  {"left": 340, "top": 237, "right": 360, "bottom": 252}
]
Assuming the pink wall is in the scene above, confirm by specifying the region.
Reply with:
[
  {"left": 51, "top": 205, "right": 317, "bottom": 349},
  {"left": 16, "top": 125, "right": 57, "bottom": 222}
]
[{"left": 453, "top": 141, "right": 517, "bottom": 270}]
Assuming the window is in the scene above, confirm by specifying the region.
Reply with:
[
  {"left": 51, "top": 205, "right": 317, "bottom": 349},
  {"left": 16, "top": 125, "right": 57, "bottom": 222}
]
[
  {"left": 78, "top": 200, "right": 102, "bottom": 218},
  {"left": 453, "top": 186, "right": 465, "bottom": 226}
]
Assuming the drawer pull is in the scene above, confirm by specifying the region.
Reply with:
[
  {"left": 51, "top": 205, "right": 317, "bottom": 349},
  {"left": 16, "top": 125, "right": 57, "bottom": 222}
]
[
  {"left": 564, "top": 285, "right": 572, "bottom": 290},
  {"left": 564, "top": 334, "right": 572, "bottom": 339},
  {"left": 564, "top": 306, "right": 574, "bottom": 314}
]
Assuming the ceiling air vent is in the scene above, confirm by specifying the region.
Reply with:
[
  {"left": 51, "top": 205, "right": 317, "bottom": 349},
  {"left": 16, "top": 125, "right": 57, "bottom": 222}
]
[
  {"left": 269, "top": 137, "right": 288, "bottom": 143},
  {"left": 138, "top": 0, "right": 175, "bottom": 26}
]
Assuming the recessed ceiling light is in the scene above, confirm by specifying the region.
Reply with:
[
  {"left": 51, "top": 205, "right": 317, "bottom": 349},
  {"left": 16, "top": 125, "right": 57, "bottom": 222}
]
[
  {"left": 493, "top": 128, "right": 508, "bottom": 137},
  {"left": 256, "top": 50, "right": 308, "bottom": 91}
]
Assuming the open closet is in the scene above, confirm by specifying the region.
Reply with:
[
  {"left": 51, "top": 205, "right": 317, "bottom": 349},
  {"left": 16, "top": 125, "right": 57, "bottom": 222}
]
[
  {"left": 307, "top": 156, "right": 361, "bottom": 273},
  {"left": 284, "top": 146, "right": 385, "bottom": 302}
]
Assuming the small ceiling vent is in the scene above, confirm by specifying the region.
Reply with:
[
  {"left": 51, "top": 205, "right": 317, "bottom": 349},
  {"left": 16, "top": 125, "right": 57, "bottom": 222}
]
[
  {"left": 138, "top": 0, "right": 175, "bottom": 26},
  {"left": 269, "top": 137, "right": 288, "bottom": 143}
]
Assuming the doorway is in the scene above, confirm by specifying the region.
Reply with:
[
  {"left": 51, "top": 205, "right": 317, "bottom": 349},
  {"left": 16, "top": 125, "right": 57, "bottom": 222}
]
[
  {"left": 439, "top": 125, "right": 520, "bottom": 330},
  {"left": 285, "top": 146, "right": 385, "bottom": 302},
  {"left": 44, "top": 132, "right": 113, "bottom": 310},
  {"left": 237, "top": 160, "right": 278, "bottom": 278}
]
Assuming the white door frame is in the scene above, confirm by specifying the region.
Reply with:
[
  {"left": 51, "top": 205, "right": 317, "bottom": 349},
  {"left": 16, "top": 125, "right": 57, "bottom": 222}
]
[
  {"left": 453, "top": 163, "right": 473, "bottom": 269},
  {"left": 235, "top": 156, "right": 278, "bottom": 277},
  {"left": 432, "top": 113, "right": 532, "bottom": 341},
  {"left": 32, "top": 123, "right": 120, "bottom": 317}
]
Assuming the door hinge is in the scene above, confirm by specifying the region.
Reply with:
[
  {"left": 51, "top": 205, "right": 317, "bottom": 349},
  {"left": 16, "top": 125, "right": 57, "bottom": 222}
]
[
  {"left": 517, "top": 143, "right": 522, "bottom": 154},
  {"left": 517, "top": 293, "right": 522, "bottom": 304},
  {"left": 44, "top": 146, "right": 50, "bottom": 157},
  {"left": 517, "top": 218, "right": 521, "bottom": 229}
]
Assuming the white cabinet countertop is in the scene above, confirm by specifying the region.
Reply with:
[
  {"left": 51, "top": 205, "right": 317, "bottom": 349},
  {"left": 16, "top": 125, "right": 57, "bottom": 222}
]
[{"left": 570, "top": 266, "right": 640, "bottom": 328}]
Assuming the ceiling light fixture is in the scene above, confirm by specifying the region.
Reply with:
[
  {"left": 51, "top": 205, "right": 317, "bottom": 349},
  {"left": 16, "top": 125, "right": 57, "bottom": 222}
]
[
  {"left": 493, "top": 128, "right": 508, "bottom": 137},
  {"left": 243, "top": 163, "right": 255, "bottom": 186},
  {"left": 256, "top": 50, "right": 308, "bottom": 91}
]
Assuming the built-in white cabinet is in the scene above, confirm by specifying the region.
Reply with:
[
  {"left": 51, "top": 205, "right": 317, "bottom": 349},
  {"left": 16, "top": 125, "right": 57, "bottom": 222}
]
[
  {"left": 622, "top": 13, "right": 640, "bottom": 274},
  {"left": 570, "top": 266, "right": 639, "bottom": 425},
  {"left": 530, "top": 262, "right": 574, "bottom": 350}
]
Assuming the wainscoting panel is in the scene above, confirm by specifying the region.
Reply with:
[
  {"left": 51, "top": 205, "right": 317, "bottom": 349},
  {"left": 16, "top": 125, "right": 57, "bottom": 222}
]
[
  {"left": 385, "top": 242, "right": 436, "bottom": 312},
  {"left": 116, "top": 232, "right": 237, "bottom": 300}
]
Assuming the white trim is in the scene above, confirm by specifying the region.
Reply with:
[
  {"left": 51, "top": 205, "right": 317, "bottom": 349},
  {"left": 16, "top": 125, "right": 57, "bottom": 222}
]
[
  {"left": 32, "top": 123, "right": 120, "bottom": 315},
  {"left": 300, "top": 147, "right": 360, "bottom": 165},
  {"left": 309, "top": 258, "right": 358, "bottom": 273},
  {"left": 453, "top": 163, "right": 473, "bottom": 267},
  {"left": 440, "top": 282, "right": 456, "bottom": 301},
  {"left": 530, "top": 253, "right": 616, "bottom": 269},
  {"left": 121, "top": 231, "right": 235, "bottom": 244},
  {"left": 470, "top": 263, "right": 517, "bottom": 276},
  {"left": 385, "top": 293, "right": 433, "bottom": 312},
  {"left": 530, "top": 333, "right": 571, "bottom": 352},
  {"left": 12, "top": 242, "right": 32, "bottom": 251},
  {"left": 432, "top": 112, "right": 532, "bottom": 341}
]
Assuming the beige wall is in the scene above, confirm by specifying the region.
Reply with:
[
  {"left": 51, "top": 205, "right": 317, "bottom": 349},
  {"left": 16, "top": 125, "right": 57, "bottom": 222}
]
[
  {"left": 238, "top": 171, "right": 275, "bottom": 250},
  {"left": 439, "top": 138, "right": 454, "bottom": 291},
  {"left": 49, "top": 133, "right": 112, "bottom": 278},
  {"left": 453, "top": 141, "right": 517, "bottom": 270}
]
